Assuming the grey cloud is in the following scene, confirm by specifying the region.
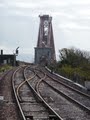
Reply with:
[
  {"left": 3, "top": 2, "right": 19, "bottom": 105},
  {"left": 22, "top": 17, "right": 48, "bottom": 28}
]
[{"left": 0, "top": 0, "right": 90, "bottom": 61}]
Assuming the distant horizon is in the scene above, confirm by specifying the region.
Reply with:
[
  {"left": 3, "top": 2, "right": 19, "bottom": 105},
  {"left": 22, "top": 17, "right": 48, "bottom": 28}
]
[
  {"left": 1, "top": 46, "right": 90, "bottom": 63},
  {"left": 0, "top": 0, "right": 90, "bottom": 62}
]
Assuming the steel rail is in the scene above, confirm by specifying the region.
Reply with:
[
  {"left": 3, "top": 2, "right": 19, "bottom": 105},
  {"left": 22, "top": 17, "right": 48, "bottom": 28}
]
[
  {"left": 32, "top": 68, "right": 64, "bottom": 120},
  {"left": 12, "top": 65, "right": 63, "bottom": 120},
  {"left": 43, "top": 80, "right": 90, "bottom": 113},
  {"left": 12, "top": 66, "right": 26, "bottom": 120},
  {"left": 12, "top": 65, "right": 64, "bottom": 120},
  {"left": 34, "top": 69, "right": 46, "bottom": 94},
  {"left": 16, "top": 67, "right": 36, "bottom": 101},
  {"left": 47, "top": 73, "right": 90, "bottom": 99},
  {"left": 0, "top": 68, "right": 14, "bottom": 81}
]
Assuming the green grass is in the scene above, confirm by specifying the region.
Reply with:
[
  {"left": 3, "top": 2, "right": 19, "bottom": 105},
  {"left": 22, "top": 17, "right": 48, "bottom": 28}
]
[
  {"left": 0, "top": 64, "right": 12, "bottom": 73},
  {"left": 56, "top": 64, "right": 90, "bottom": 81}
]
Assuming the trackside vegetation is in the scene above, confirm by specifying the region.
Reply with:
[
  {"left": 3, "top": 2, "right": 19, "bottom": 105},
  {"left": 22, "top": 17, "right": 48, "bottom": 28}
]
[
  {"left": 50, "top": 47, "right": 90, "bottom": 85},
  {"left": 0, "top": 64, "right": 12, "bottom": 73}
]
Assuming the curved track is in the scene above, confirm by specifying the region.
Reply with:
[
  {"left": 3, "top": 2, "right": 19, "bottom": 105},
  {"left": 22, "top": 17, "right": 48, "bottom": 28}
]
[
  {"left": 33, "top": 67, "right": 90, "bottom": 120},
  {"left": 12, "top": 65, "right": 63, "bottom": 120},
  {"left": 12, "top": 66, "right": 26, "bottom": 120},
  {"left": 11, "top": 65, "right": 90, "bottom": 120},
  {"left": 45, "top": 73, "right": 90, "bottom": 110},
  {"left": 0, "top": 68, "right": 21, "bottom": 120}
]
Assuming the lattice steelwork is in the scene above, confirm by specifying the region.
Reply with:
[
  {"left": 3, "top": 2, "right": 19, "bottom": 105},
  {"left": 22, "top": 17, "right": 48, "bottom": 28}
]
[
  {"left": 35, "top": 15, "right": 56, "bottom": 65},
  {"left": 37, "top": 15, "right": 56, "bottom": 60}
]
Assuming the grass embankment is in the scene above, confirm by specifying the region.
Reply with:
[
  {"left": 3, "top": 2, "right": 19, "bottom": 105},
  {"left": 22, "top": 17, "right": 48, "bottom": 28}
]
[
  {"left": 0, "top": 64, "right": 12, "bottom": 73},
  {"left": 49, "top": 64, "right": 90, "bottom": 86},
  {"left": 56, "top": 64, "right": 90, "bottom": 80},
  {"left": 49, "top": 47, "right": 90, "bottom": 85}
]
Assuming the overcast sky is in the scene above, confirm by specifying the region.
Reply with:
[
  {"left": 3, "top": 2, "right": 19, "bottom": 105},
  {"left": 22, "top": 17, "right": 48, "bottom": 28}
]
[{"left": 0, "top": 0, "right": 90, "bottom": 62}]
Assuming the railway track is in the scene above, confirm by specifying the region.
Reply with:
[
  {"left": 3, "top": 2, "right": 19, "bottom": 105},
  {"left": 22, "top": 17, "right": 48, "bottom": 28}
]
[
  {"left": 45, "top": 73, "right": 90, "bottom": 110},
  {"left": 12, "top": 65, "right": 63, "bottom": 120},
  {"left": 29, "top": 67, "right": 90, "bottom": 120},
  {"left": 0, "top": 68, "right": 21, "bottom": 120},
  {"left": 0, "top": 64, "right": 90, "bottom": 120},
  {"left": 45, "top": 67, "right": 88, "bottom": 93}
]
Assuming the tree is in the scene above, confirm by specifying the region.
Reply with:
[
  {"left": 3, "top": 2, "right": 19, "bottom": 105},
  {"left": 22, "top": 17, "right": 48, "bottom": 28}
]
[{"left": 59, "top": 47, "right": 90, "bottom": 67}]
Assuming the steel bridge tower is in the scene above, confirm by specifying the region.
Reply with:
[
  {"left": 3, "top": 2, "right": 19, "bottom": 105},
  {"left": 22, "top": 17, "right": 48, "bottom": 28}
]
[{"left": 35, "top": 15, "right": 56, "bottom": 65}]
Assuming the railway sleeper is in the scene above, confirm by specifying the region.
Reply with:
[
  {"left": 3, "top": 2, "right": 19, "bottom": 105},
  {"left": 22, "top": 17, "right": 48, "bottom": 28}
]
[{"left": 25, "top": 115, "right": 59, "bottom": 120}]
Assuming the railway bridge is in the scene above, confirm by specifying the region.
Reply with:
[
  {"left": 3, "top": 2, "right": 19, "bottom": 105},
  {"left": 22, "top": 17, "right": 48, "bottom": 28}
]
[
  {"left": 35, "top": 15, "right": 56, "bottom": 65},
  {"left": 0, "top": 65, "right": 90, "bottom": 120},
  {"left": 1, "top": 15, "right": 90, "bottom": 120}
]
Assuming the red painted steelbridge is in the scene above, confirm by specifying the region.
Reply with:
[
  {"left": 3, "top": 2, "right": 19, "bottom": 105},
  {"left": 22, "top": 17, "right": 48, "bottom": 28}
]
[{"left": 35, "top": 15, "right": 56, "bottom": 65}]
